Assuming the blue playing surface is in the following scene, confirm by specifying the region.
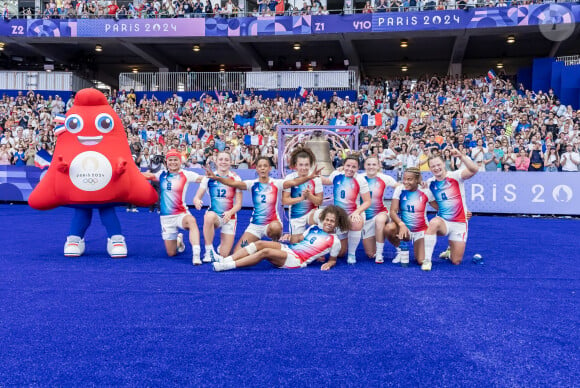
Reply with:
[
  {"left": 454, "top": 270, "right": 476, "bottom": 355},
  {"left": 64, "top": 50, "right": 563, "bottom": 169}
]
[{"left": 0, "top": 204, "right": 579, "bottom": 386}]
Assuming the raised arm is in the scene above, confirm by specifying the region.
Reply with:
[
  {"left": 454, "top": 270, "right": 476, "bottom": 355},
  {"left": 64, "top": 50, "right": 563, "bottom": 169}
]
[
  {"left": 320, "top": 175, "right": 333, "bottom": 185},
  {"left": 142, "top": 172, "right": 157, "bottom": 181},
  {"left": 451, "top": 148, "right": 478, "bottom": 179},
  {"left": 282, "top": 167, "right": 323, "bottom": 189},
  {"left": 204, "top": 167, "right": 248, "bottom": 190}
]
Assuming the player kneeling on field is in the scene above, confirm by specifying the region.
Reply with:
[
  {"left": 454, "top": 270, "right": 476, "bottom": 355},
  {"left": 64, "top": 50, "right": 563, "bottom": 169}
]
[
  {"left": 213, "top": 206, "right": 350, "bottom": 272},
  {"left": 384, "top": 167, "right": 430, "bottom": 267}
]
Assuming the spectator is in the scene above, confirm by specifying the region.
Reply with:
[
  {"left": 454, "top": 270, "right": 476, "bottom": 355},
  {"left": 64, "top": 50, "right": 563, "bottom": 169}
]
[
  {"left": 483, "top": 142, "right": 500, "bottom": 172},
  {"left": 560, "top": 143, "right": 580, "bottom": 172},
  {"left": 364, "top": 1, "right": 376, "bottom": 12},
  {"left": 25, "top": 143, "right": 37, "bottom": 166},
  {"left": 544, "top": 147, "right": 559, "bottom": 172},
  {"left": 515, "top": 149, "right": 530, "bottom": 171},
  {"left": 528, "top": 141, "right": 544, "bottom": 171},
  {"left": 0, "top": 143, "right": 11, "bottom": 165}
]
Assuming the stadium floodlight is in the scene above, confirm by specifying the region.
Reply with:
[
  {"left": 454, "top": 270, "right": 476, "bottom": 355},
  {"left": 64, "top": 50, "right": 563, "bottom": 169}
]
[
  {"left": 401, "top": 64, "right": 408, "bottom": 72},
  {"left": 344, "top": 59, "right": 350, "bottom": 66},
  {"left": 132, "top": 68, "right": 138, "bottom": 73},
  {"left": 293, "top": 42, "right": 301, "bottom": 50},
  {"left": 400, "top": 39, "right": 408, "bottom": 48},
  {"left": 95, "top": 44, "right": 103, "bottom": 52},
  {"left": 506, "top": 35, "right": 515, "bottom": 44},
  {"left": 496, "top": 62, "right": 504, "bottom": 69},
  {"left": 0, "top": 42, "right": 5, "bottom": 51},
  {"left": 193, "top": 44, "right": 200, "bottom": 52}
]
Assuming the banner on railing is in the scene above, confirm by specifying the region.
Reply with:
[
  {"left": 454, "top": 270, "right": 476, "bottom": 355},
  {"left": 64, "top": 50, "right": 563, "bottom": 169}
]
[
  {"left": 2, "top": 167, "right": 579, "bottom": 215},
  {"left": 0, "top": 3, "right": 577, "bottom": 38}
]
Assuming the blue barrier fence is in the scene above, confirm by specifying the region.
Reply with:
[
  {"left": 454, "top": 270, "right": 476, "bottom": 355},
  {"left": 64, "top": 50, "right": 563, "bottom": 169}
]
[
  {"left": 1, "top": 166, "right": 578, "bottom": 215},
  {"left": 1, "top": 3, "right": 578, "bottom": 38}
]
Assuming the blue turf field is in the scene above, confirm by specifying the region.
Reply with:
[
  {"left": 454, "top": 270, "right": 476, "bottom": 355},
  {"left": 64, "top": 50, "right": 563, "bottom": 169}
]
[{"left": 0, "top": 204, "right": 579, "bottom": 386}]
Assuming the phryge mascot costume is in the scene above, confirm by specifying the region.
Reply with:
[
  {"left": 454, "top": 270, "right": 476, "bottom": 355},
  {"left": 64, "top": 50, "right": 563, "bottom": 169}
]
[{"left": 29, "top": 88, "right": 158, "bottom": 258}]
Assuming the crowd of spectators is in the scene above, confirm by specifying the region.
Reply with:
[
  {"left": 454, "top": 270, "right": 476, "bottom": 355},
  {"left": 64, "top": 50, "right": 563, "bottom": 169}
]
[
  {"left": 357, "top": 0, "right": 542, "bottom": 14},
  {"left": 1, "top": 73, "right": 579, "bottom": 172},
  {"left": 9, "top": 0, "right": 552, "bottom": 20}
]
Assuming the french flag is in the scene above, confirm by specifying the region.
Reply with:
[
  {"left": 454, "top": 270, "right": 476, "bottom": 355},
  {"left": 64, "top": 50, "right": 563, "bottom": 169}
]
[
  {"left": 198, "top": 129, "right": 213, "bottom": 144},
  {"left": 486, "top": 69, "right": 497, "bottom": 83},
  {"left": 54, "top": 113, "right": 66, "bottom": 136},
  {"left": 297, "top": 87, "right": 308, "bottom": 99},
  {"left": 54, "top": 113, "right": 66, "bottom": 124},
  {"left": 34, "top": 148, "right": 52, "bottom": 169},
  {"left": 244, "top": 134, "right": 263, "bottom": 146},
  {"left": 361, "top": 113, "right": 382, "bottom": 127}
]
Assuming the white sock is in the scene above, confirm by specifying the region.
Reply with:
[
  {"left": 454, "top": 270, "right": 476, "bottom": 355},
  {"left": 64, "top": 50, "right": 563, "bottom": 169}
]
[
  {"left": 376, "top": 242, "right": 384, "bottom": 257},
  {"left": 193, "top": 245, "right": 201, "bottom": 256},
  {"left": 225, "top": 260, "right": 236, "bottom": 270},
  {"left": 223, "top": 256, "right": 234, "bottom": 263},
  {"left": 347, "top": 230, "right": 361, "bottom": 257},
  {"left": 246, "top": 242, "right": 257, "bottom": 255},
  {"left": 204, "top": 244, "right": 214, "bottom": 254},
  {"left": 424, "top": 235, "right": 436, "bottom": 263}
]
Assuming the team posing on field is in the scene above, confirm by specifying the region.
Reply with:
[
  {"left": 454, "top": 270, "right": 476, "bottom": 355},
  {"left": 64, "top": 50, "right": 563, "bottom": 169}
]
[{"left": 143, "top": 144, "right": 479, "bottom": 272}]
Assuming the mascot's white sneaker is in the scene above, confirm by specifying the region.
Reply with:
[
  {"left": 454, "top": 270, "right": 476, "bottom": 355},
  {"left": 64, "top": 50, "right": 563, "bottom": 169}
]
[
  {"left": 107, "top": 235, "right": 127, "bottom": 258},
  {"left": 64, "top": 235, "right": 85, "bottom": 257}
]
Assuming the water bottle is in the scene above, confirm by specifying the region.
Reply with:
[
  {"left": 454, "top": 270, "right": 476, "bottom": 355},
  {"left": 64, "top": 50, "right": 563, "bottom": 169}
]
[
  {"left": 400, "top": 241, "right": 410, "bottom": 267},
  {"left": 472, "top": 253, "right": 484, "bottom": 265}
]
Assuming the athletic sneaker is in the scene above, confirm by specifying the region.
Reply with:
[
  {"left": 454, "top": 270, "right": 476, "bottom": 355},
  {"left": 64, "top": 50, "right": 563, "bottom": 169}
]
[
  {"left": 64, "top": 235, "right": 85, "bottom": 257},
  {"left": 375, "top": 255, "right": 384, "bottom": 264},
  {"left": 107, "top": 235, "right": 127, "bottom": 258},
  {"left": 202, "top": 254, "right": 212, "bottom": 263},
  {"left": 192, "top": 255, "right": 202, "bottom": 265},
  {"left": 347, "top": 255, "right": 356, "bottom": 264},
  {"left": 439, "top": 247, "right": 451, "bottom": 260},
  {"left": 213, "top": 262, "right": 225, "bottom": 272},
  {"left": 421, "top": 260, "right": 432, "bottom": 271},
  {"left": 210, "top": 250, "right": 223, "bottom": 262},
  {"left": 176, "top": 233, "right": 186, "bottom": 253},
  {"left": 392, "top": 249, "right": 402, "bottom": 264}
]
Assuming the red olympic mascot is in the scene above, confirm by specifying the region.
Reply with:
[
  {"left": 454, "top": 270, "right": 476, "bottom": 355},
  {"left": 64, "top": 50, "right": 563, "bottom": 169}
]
[{"left": 28, "top": 88, "right": 158, "bottom": 258}]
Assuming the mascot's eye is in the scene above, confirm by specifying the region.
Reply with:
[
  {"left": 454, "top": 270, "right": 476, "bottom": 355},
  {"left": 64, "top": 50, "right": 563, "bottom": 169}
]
[
  {"left": 65, "top": 114, "right": 83, "bottom": 134},
  {"left": 95, "top": 113, "right": 114, "bottom": 133}
]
